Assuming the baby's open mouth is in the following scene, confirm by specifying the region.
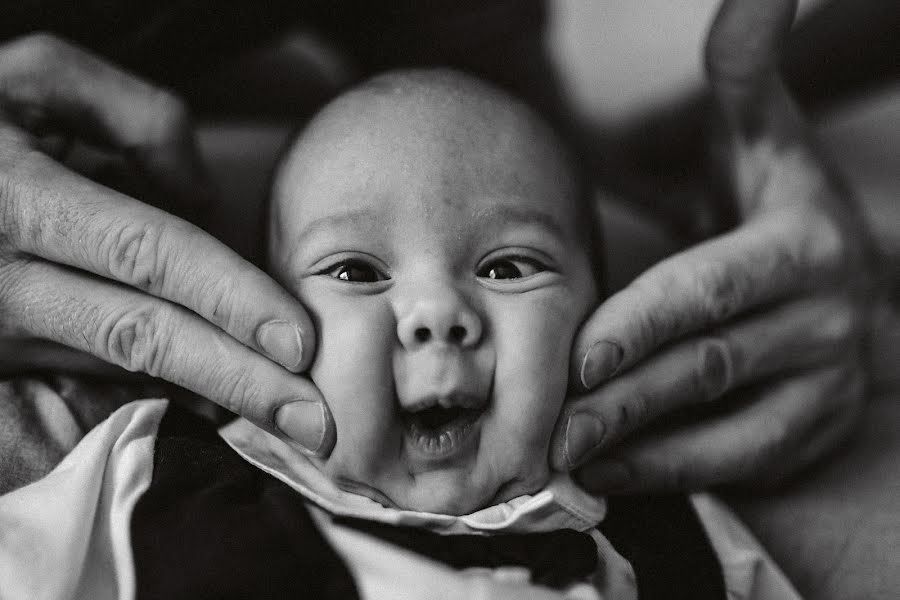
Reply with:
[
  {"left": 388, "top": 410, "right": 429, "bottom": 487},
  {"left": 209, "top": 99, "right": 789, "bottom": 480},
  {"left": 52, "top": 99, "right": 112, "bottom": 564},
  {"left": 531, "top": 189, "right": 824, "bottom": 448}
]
[
  {"left": 409, "top": 405, "right": 474, "bottom": 429},
  {"left": 401, "top": 398, "right": 486, "bottom": 461}
]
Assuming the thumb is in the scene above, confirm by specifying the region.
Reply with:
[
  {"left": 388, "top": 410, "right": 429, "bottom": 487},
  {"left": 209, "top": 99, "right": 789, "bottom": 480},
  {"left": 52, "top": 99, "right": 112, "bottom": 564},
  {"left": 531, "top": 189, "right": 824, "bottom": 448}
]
[
  {"left": 704, "top": 0, "right": 819, "bottom": 213},
  {"left": 705, "top": 0, "right": 797, "bottom": 134}
]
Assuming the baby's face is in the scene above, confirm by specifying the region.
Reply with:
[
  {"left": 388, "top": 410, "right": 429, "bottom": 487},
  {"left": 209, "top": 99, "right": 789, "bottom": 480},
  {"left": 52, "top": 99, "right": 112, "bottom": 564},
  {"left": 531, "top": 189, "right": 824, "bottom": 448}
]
[{"left": 270, "top": 74, "right": 597, "bottom": 515}]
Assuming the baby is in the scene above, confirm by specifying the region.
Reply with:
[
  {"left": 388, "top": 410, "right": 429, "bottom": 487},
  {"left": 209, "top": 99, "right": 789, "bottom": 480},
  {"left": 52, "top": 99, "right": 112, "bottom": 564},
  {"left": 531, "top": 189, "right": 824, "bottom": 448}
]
[
  {"left": 266, "top": 68, "right": 600, "bottom": 515},
  {"left": 0, "top": 69, "right": 799, "bottom": 600}
]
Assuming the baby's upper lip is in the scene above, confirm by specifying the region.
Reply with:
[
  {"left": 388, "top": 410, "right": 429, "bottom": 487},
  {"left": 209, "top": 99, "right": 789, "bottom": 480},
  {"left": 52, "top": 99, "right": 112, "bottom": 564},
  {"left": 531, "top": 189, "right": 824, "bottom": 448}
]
[{"left": 403, "top": 390, "right": 487, "bottom": 414}]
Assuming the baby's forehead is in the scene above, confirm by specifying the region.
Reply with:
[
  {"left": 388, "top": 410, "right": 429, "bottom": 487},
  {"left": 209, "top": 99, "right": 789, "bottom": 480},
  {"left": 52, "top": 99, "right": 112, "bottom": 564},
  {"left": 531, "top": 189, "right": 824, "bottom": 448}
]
[
  {"left": 269, "top": 70, "right": 585, "bottom": 251},
  {"left": 283, "top": 73, "right": 568, "bottom": 173}
]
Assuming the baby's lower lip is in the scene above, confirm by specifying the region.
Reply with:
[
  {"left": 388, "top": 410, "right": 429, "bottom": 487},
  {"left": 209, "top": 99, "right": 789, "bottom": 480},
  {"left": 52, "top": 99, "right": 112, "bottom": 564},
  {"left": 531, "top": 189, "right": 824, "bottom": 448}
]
[{"left": 402, "top": 408, "right": 482, "bottom": 462}]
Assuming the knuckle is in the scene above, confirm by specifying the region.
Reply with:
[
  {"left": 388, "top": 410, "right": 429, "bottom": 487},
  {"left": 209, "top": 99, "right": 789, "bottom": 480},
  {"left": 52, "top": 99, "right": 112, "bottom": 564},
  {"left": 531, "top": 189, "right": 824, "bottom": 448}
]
[
  {"left": 101, "top": 220, "right": 171, "bottom": 293},
  {"left": 143, "top": 88, "right": 191, "bottom": 149},
  {"left": 21, "top": 32, "right": 64, "bottom": 56},
  {"left": 694, "top": 258, "right": 745, "bottom": 323},
  {"left": 0, "top": 256, "right": 31, "bottom": 319},
  {"left": 614, "top": 383, "right": 651, "bottom": 434},
  {"left": 0, "top": 34, "right": 78, "bottom": 95},
  {"left": 194, "top": 270, "right": 241, "bottom": 331},
  {"left": 696, "top": 338, "right": 733, "bottom": 400},
  {"left": 765, "top": 233, "right": 804, "bottom": 285},
  {"left": 804, "top": 215, "right": 847, "bottom": 277},
  {"left": 212, "top": 364, "right": 263, "bottom": 419},
  {"left": 0, "top": 149, "right": 43, "bottom": 250},
  {"left": 3, "top": 32, "right": 66, "bottom": 69},
  {"left": 819, "top": 305, "right": 858, "bottom": 348},
  {"left": 0, "top": 170, "right": 16, "bottom": 246},
  {"left": 97, "top": 304, "right": 173, "bottom": 375},
  {"left": 627, "top": 274, "right": 676, "bottom": 350}
]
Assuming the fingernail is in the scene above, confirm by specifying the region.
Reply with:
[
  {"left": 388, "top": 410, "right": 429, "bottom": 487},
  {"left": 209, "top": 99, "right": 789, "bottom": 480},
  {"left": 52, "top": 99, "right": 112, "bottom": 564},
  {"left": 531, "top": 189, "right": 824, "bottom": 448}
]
[
  {"left": 275, "top": 400, "right": 326, "bottom": 455},
  {"left": 580, "top": 341, "right": 623, "bottom": 389},
  {"left": 579, "top": 460, "right": 632, "bottom": 493},
  {"left": 257, "top": 320, "right": 304, "bottom": 371},
  {"left": 564, "top": 410, "right": 607, "bottom": 468}
]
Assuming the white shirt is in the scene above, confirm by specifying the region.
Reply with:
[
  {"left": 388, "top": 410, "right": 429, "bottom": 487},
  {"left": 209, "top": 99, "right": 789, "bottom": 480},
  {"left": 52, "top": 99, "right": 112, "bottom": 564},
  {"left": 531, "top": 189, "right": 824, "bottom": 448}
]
[{"left": 0, "top": 399, "right": 802, "bottom": 600}]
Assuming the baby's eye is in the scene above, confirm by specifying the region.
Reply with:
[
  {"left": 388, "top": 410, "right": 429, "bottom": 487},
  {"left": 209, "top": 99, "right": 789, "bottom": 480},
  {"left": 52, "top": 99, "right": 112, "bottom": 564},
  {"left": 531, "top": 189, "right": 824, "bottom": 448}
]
[
  {"left": 322, "top": 260, "right": 388, "bottom": 283},
  {"left": 477, "top": 257, "right": 544, "bottom": 280}
]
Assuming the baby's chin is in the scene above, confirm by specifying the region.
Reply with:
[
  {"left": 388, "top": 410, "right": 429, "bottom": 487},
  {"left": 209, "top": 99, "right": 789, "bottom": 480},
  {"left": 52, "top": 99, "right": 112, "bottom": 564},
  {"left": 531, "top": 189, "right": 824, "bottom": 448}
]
[{"left": 359, "top": 463, "right": 553, "bottom": 516}]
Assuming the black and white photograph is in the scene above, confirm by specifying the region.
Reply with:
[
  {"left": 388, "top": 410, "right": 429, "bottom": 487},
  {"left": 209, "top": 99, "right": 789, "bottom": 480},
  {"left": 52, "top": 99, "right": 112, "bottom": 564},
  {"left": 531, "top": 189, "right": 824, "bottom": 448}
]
[{"left": 0, "top": 1, "right": 897, "bottom": 598}]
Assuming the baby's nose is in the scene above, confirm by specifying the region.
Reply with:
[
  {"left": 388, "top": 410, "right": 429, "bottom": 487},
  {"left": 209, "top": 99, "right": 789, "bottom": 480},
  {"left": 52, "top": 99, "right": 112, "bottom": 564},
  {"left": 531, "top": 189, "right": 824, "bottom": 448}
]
[{"left": 397, "top": 291, "right": 482, "bottom": 350}]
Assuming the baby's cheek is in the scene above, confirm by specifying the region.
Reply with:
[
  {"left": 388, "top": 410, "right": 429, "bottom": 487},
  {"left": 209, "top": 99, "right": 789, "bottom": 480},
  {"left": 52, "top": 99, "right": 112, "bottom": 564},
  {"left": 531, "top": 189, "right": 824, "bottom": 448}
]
[
  {"left": 491, "top": 294, "right": 578, "bottom": 452},
  {"left": 305, "top": 292, "right": 399, "bottom": 479},
  {"left": 503, "top": 292, "right": 577, "bottom": 386}
]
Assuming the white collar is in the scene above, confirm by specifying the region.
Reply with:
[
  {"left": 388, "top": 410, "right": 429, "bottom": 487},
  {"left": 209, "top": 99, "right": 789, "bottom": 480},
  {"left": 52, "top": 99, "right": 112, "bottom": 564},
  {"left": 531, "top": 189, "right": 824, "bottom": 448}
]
[{"left": 220, "top": 418, "right": 606, "bottom": 536}]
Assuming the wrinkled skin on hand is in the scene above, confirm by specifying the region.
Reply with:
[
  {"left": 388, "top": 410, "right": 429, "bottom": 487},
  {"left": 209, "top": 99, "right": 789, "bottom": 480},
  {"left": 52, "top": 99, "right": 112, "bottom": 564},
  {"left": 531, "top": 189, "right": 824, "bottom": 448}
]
[
  {"left": 0, "top": 33, "right": 334, "bottom": 456},
  {"left": 553, "top": 0, "right": 874, "bottom": 493}
]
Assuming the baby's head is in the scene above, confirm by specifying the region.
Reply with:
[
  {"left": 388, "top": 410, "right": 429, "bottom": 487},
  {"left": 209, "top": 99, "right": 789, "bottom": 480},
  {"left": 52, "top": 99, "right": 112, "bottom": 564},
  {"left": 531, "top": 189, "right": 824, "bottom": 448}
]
[{"left": 268, "top": 69, "right": 599, "bottom": 515}]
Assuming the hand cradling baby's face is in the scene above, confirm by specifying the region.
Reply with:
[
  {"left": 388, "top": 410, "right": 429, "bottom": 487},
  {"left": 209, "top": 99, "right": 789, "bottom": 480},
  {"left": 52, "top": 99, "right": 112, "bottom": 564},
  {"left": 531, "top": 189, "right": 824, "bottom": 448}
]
[{"left": 269, "top": 70, "right": 597, "bottom": 515}]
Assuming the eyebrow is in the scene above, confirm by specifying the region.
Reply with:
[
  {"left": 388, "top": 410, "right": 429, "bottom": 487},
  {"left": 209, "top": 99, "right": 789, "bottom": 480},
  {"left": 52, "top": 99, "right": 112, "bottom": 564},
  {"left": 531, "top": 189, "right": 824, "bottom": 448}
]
[
  {"left": 294, "top": 201, "right": 566, "bottom": 247},
  {"left": 296, "top": 207, "right": 381, "bottom": 243},
  {"left": 471, "top": 203, "right": 566, "bottom": 239}
]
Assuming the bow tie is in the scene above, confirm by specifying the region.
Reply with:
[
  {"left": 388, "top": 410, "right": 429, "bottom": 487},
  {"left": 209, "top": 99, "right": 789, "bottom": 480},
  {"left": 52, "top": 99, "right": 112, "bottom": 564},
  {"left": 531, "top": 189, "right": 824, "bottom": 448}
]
[{"left": 336, "top": 516, "right": 599, "bottom": 589}]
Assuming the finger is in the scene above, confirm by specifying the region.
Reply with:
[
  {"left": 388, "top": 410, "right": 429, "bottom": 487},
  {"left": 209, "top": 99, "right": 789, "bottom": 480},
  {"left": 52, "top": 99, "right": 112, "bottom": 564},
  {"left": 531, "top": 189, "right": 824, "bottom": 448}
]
[
  {"left": 555, "top": 295, "right": 858, "bottom": 469},
  {"left": 573, "top": 207, "right": 846, "bottom": 390},
  {"left": 706, "top": 0, "right": 827, "bottom": 222},
  {"left": 573, "top": 366, "right": 864, "bottom": 493},
  {"left": 0, "top": 257, "right": 335, "bottom": 456},
  {"left": 705, "top": 0, "right": 796, "bottom": 118},
  {"left": 0, "top": 33, "right": 213, "bottom": 217},
  {"left": 0, "top": 144, "right": 316, "bottom": 375}
]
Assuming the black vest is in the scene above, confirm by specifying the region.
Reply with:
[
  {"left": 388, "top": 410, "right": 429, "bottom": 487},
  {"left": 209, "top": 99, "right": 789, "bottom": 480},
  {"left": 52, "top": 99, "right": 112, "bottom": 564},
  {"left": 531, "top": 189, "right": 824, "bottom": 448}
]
[{"left": 131, "top": 405, "right": 727, "bottom": 599}]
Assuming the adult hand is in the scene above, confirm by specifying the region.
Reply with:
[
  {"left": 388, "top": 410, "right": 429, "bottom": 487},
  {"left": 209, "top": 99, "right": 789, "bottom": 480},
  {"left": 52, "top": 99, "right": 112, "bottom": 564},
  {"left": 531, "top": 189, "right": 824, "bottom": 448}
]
[
  {"left": 0, "top": 33, "right": 334, "bottom": 456},
  {"left": 552, "top": 0, "right": 873, "bottom": 492}
]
